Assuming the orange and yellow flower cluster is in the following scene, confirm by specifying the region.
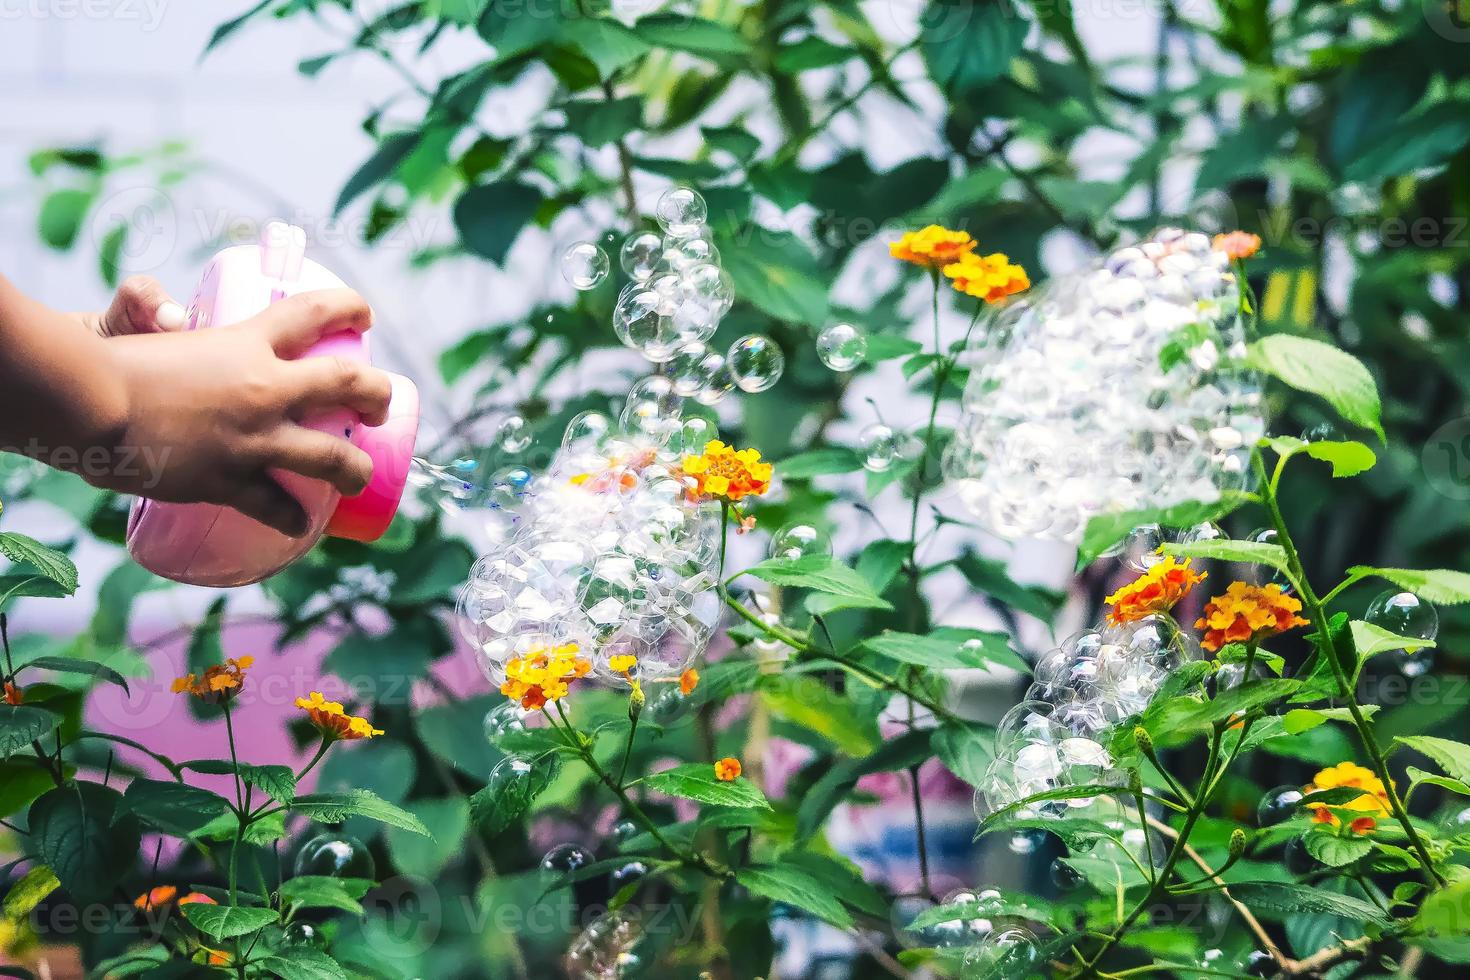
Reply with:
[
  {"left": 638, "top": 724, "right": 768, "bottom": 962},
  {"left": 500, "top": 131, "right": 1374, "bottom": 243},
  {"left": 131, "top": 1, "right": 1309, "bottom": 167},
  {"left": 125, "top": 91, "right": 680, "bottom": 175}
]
[
  {"left": 714, "top": 757, "right": 742, "bottom": 781},
  {"left": 172, "top": 656, "right": 254, "bottom": 701},
  {"left": 1195, "top": 581, "right": 1310, "bottom": 652},
  {"left": 133, "top": 886, "right": 216, "bottom": 912},
  {"left": 682, "top": 441, "right": 773, "bottom": 503},
  {"left": 1213, "top": 230, "right": 1262, "bottom": 261},
  {"left": 294, "top": 691, "right": 385, "bottom": 741},
  {"left": 1104, "top": 557, "right": 1205, "bottom": 626},
  {"left": 500, "top": 642, "right": 593, "bottom": 711},
  {"left": 890, "top": 225, "right": 1030, "bottom": 304},
  {"left": 1304, "top": 761, "right": 1391, "bottom": 834}
]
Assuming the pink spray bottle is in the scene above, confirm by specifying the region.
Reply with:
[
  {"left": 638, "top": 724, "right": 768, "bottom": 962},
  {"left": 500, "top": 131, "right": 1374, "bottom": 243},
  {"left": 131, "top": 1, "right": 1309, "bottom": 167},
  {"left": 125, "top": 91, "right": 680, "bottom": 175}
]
[{"left": 125, "top": 221, "right": 421, "bottom": 587}]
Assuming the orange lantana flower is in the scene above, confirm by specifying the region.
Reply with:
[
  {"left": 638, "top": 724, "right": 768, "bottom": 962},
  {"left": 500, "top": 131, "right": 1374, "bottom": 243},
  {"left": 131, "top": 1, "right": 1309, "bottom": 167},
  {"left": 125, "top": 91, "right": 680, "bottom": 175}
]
[
  {"left": 681, "top": 441, "right": 772, "bottom": 503},
  {"left": 499, "top": 642, "right": 593, "bottom": 711},
  {"left": 714, "top": 757, "right": 742, "bottom": 781},
  {"left": 1105, "top": 558, "right": 1206, "bottom": 626},
  {"left": 1213, "top": 231, "right": 1262, "bottom": 261},
  {"left": 680, "top": 668, "right": 700, "bottom": 695},
  {"left": 134, "top": 886, "right": 178, "bottom": 912},
  {"left": 889, "top": 225, "right": 977, "bottom": 269},
  {"left": 1304, "top": 761, "right": 1391, "bottom": 834},
  {"left": 294, "top": 691, "right": 384, "bottom": 741},
  {"left": 942, "top": 252, "right": 1030, "bottom": 304},
  {"left": 172, "top": 657, "right": 253, "bottom": 701},
  {"left": 178, "top": 893, "right": 217, "bottom": 907},
  {"left": 1195, "top": 581, "right": 1309, "bottom": 652},
  {"left": 3, "top": 681, "right": 22, "bottom": 705}
]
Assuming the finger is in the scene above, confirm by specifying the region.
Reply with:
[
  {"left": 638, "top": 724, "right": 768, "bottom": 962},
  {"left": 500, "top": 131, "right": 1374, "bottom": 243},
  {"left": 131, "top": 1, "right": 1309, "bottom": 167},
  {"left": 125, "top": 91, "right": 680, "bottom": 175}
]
[
  {"left": 285, "top": 357, "right": 393, "bottom": 427},
  {"left": 256, "top": 288, "right": 374, "bottom": 358},
  {"left": 104, "top": 275, "right": 186, "bottom": 336},
  {"left": 229, "top": 476, "right": 310, "bottom": 537},
  {"left": 269, "top": 426, "right": 375, "bottom": 497}
]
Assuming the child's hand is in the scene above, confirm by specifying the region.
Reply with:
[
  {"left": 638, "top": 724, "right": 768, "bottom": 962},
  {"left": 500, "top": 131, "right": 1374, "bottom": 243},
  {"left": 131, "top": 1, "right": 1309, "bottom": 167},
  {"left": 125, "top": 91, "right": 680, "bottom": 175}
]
[
  {"left": 100, "top": 289, "right": 392, "bottom": 536},
  {"left": 76, "top": 275, "right": 188, "bottom": 337}
]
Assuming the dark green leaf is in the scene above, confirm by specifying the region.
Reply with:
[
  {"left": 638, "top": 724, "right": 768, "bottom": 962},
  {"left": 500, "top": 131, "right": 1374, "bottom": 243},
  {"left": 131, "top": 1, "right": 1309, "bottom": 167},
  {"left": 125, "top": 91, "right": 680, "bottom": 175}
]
[
  {"left": 29, "top": 782, "right": 140, "bottom": 904},
  {"left": 736, "top": 864, "right": 852, "bottom": 928},
  {"left": 123, "top": 778, "right": 233, "bottom": 836},
  {"left": 21, "top": 656, "right": 129, "bottom": 694},
  {"left": 180, "top": 902, "right": 279, "bottom": 940},
  {"left": 453, "top": 181, "right": 545, "bottom": 265},
  {"left": 470, "top": 754, "right": 563, "bottom": 836},
  {"left": 334, "top": 130, "right": 424, "bottom": 214},
  {"left": 921, "top": 0, "right": 1027, "bottom": 96},
  {"left": 643, "top": 762, "right": 771, "bottom": 809},
  {"left": 291, "top": 788, "right": 433, "bottom": 836},
  {"left": 0, "top": 533, "right": 77, "bottom": 593}
]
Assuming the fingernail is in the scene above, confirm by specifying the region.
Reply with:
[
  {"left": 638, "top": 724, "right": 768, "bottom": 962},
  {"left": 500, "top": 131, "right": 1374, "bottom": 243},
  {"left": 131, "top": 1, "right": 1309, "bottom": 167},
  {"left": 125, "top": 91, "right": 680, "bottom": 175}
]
[{"left": 156, "top": 301, "right": 186, "bottom": 329}]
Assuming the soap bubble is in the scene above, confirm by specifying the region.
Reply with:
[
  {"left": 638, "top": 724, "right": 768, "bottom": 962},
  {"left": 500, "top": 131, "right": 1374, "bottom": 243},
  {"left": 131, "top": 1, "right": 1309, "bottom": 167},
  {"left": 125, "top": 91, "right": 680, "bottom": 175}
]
[
  {"left": 816, "top": 323, "right": 867, "bottom": 371},
  {"left": 612, "top": 820, "right": 639, "bottom": 844},
  {"left": 1050, "top": 857, "right": 1082, "bottom": 890},
  {"left": 497, "top": 415, "right": 532, "bottom": 453},
  {"left": 1366, "top": 590, "right": 1439, "bottom": 643},
  {"left": 295, "top": 833, "right": 374, "bottom": 879},
  {"left": 610, "top": 860, "right": 648, "bottom": 888},
  {"left": 860, "top": 423, "right": 898, "bottom": 472},
  {"left": 619, "top": 231, "right": 663, "bottom": 280},
  {"left": 655, "top": 187, "right": 707, "bottom": 236},
  {"left": 1123, "top": 524, "right": 1166, "bottom": 571},
  {"left": 540, "top": 843, "right": 596, "bottom": 881},
  {"left": 1179, "top": 521, "right": 1226, "bottom": 545},
  {"left": 1257, "top": 786, "right": 1304, "bottom": 826},
  {"left": 769, "top": 523, "right": 831, "bottom": 560},
  {"left": 282, "top": 922, "right": 324, "bottom": 948},
  {"left": 677, "top": 417, "right": 717, "bottom": 455},
  {"left": 668, "top": 341, "right": 714, "bottom": 397},
  {"left": 565, "top": 909, "right": 642, "bottom": 980},
  {"left": 563, "top": 411, "right": 612, "bottom": 453},
  {"left": 1390, "top": 644, "right": 1435, "bottom": 678},
  {"left": 561, "top": 241, "right": 609, "bottom": 290},
  {"left": 692, "top": 354, "right": 736, "bottom": 405},
  {"left": 483, "top": 701, "right": 527, "bottom": 743},
  {"left": 727, "top": 334, "right": 785, "bottom": 393},
  {"left": 614, "top": 287, "right": 680, "bottom": 362},
  {"left": 962, "top": 927, "right": 1041, "bottom": 975}
]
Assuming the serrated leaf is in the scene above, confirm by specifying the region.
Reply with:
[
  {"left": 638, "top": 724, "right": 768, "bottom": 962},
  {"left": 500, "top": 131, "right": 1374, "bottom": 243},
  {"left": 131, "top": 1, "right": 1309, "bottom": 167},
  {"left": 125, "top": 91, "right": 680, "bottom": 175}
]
[
  {"left": 123, "top": 778, "right": 233, "bottom": 837},
  {"left": 1248, "top": 335, "right": 1383, "bottom": 440},
  {"left": 0, "top": 705, "right": 60, "bottom": 759},
  {"left": 291, "top": 788, "right": 432, "bottom": 837},
  {"left": 864, "top": 629, "right": 1025, "bottom": 674},
  {"left": 1161, "top": 538, "right": 1289, "bottom": 573},
  {"left": 29, "top": 783, "right": 139, "bottom": 905},
  {"left": 1407, "top": 766, "right": 1470, "bottom": 799},
  {"left": 180, "top": 902, "right": 279, "bottom": 940},
  {"left": 1303, "top": 831, "right": 1373, "bottom": 867},
  {"left": 1226, "top": 881, "right": 1389, "bottom": 922},
  {"left": 0, "top": 533, "right": 77, "bottom": 594},
  {"left": 736, "top": 864, "right": 852, "bottom": 928},
  {"left": 744, "top": 555, "right": 890, "bottom": 609},
  {"left": 776, "top": 448, "right": 862, "bottom": 479},
  {"left": 1349, "top": 620, "right": 1435, "bottom": 660},
  {"left": 470, "top": 754, "right": 562, "bottom": 836},
  {"left": 643, "top": 763, "right": 771, "bottom": 810},
  {"left": 278, "top": 875, "right": 370, "bottom": 915},
  {"left": 1347, "top": 567, "right": 1470, "bottom": 606},
  {"left": 1395, "top": 735, "right": 1470, "bottom": 783},
  {"left": 257, "top": 947, "right": 348, "bottom": 980}
]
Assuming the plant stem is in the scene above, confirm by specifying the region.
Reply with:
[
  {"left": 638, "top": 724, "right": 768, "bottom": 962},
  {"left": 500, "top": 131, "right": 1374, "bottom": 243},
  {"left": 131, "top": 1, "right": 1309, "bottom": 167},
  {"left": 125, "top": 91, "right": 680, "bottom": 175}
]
[{"left": 1252, "top": 451, "right": 1444, "bottom": 887}]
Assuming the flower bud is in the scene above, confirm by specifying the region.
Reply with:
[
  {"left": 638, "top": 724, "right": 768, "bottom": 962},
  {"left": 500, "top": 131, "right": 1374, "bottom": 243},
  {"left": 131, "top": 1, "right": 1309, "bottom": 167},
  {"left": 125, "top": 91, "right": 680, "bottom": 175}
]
[
  {"left": 1133, "top": 726, "right": 1154, "bottom": 756},
  {"left": 1229, "top": 828, "right": 1247, "bottom": 859}
]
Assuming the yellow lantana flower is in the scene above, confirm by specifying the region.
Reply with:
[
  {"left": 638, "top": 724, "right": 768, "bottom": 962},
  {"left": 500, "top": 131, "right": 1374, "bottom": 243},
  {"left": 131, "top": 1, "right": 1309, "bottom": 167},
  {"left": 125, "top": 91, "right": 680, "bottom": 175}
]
[
  {"left": 681, "top": 441, "right": 773, "bottom": 503},
  {"left": 889, "top": 225, "right": 977, "bottom": 269},
  {"left": 294, "top": 691, "right": 384, "bottom": 740},
  {"left": 1104, "top": 558, "right": 1205, "bottom": 626},
  {"left": 942, "top": 251, "right": 1030, "bottom": 303},
  {"left": 1304, "top": 761, "right": 1391, "bottom": 834},
  {"left": 1195, "top": 581, "right": 1309, "bottom": 652},
  {"left": 499, "top": 642, "right": 592, "bottom": 711}
]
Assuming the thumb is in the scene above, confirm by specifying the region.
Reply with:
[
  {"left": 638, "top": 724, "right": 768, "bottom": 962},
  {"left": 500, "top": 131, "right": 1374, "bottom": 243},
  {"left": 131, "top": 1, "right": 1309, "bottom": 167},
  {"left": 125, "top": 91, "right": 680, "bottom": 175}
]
[{"left": 100, "top": 275, "right": 187, "bottom": 336}]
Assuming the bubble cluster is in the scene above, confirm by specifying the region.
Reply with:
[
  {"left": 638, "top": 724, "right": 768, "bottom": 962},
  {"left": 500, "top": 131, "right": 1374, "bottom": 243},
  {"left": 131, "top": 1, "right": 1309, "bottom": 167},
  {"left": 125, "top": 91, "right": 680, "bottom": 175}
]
[
  {"left": 566, "top": 909, "right": 643, "bottom": 979},
  {"left": 977, "top": 615, "right": 1197, "bottom": 819},
  {"left": 612, "top": 188, "right": 772, "bottom": 403},
  {"left": 945, "top": 228, "right": 1263, "bottom": 542},
  {"left": 456, "top": 407, "right": 724, "bottom": 687}
]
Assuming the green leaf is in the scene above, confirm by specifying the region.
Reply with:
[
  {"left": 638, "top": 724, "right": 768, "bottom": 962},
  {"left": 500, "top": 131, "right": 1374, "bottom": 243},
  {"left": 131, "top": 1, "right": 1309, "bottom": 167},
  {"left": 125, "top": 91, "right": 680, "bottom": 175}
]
[
  {"left": 0, "top": 575, "right": 71, "bottom": 605},
  {"left": 291, "top": 788, "right": 433, "bottom": 837},
  {"left": 0, "top": 762, "right": 54, "bottom": 818},
  {"left": 721, "top": 228, "right": 829, "bottom": 326},
  {"left": 257, "top": 947, "right": 348, "bottom": 980},
  {"left": 563, "top": 18, "right": 651, "bottom": 77},
  {"left": 1394, "top": 735, "right": 1470, "bottom": 783},
  {"left": 203, "top": 0, "right": 272, "bottom": 54},
  {"left": 0, "top": 705, "right": 60, "bottom": 759},
  {"left": 1303, "top": 831, "right": 1373, "bottom": 868},
  {"left": 0, "top": 533, "right": 78, "bottom": 594},
  {"left": 978, "top": 784, "right": 1123, "bottom": 833},
  {"left": 179, "top": 760, "right": 296, "bottom": 802},
  {"left": 123, "top": 778, "right": 233, "bottom": 836},
  {"left": 1349, "top": 620, "right": 1435, "bottom": 660},
  {"left": 1247, "top": 335, "right": 1383, "bottom": 440},
  {"left": 470, "top": 754, "right": 563, "bottom": 836},
  {"left": 98, "top": 220, "right": 127, "bottom": 288},
  {"left": 180, "top": 902, "right": 279, "bottom": 941},
  {"left": 760, "top": 674, "right": 879, "bottom": 756},
  {"left": 1346, "top": 567, "right": 1470, "bottom": 606},
  {"left": 1161, "top": 538, "right": 1289, "bottom": 573},
  {"left": 736, "top": 864, "right": 852, "bottom": 928},
  {"left": 1225, "top": 882, "right": 1389, "bottom": 923},
  {"left": 774, "top": 36, "right": 855, "bottom": 72},
  {"left": 1407, "top": 766, "right": 1470, "bottom": 799},
  {"left": 1415, "top": 875, "right": 1470, "bottom": 937},
  {"left": 776, "top": 448, "right": 862, "bottom": 479},
  {"left": 864, "top": 335, "right": 923, "bottom": 361},
  {"left": 3, "top": 865, "right": 58, "bottom": 920},
  {"left": 20, "top": 656, "right": 129, "bottom": 694},
  {"left": 796, "top": 729, "right": 933, "bottom": 840},
  {"left": 334, "top": 130, "right": 424, "bottom": 215},
  {"left": 952, "top": 551, "right": 1065, "bottom": 623},
  {"left": 29, "top": 782, "right": 140, "bottom": 904},
  {"left": 635, "top": 14, "right": 749, "bottom": 58},
  {"left": 932, "top": 723, "right": 995, "bottom": 787},
  {"left": 1304, "top": 440, "right": 1377, "bottom": 477},
  {"left": 278, "top": 875, "right": 371, "bottom": 915},
  {"left": 921, "top": 0, "right": 1027, "bottom": 96},
  {"left": 453, "top": 181, "right": 545, "bottom": 266},
  {"left": 386, "top": 798, "right": 469, "bottom": 876},
  {"left": 643, "top": 762, "right": 772, "bottom": 810},
  {"left": 561, "top": 97, "right": 642, "bottom": 148},
  {"left": 1343, "top": 100, "right": 1470, "bottom": 183},
  {"left": 744, "top": 555, "right": 890, "bottom": 610},
  {"left": 1076, "top": 494, "right": 1248, "bottom": 568},
  {"left": 906, "top": 891, "right": 1057, "bottom": 931},
  {"left": 37, "top": 189, "right": 94, "bottom": 251},
  {"left": 864, "top": 630, "right": 1025, "bottom": 673}
]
